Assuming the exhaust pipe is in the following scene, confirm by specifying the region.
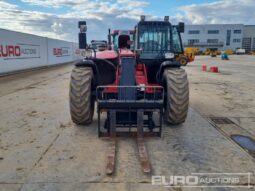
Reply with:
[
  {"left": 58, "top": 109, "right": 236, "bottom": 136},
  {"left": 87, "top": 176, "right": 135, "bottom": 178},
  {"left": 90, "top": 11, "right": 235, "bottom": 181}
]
[{"left": 108, "top": 28, "right": 111, "bottom": 50}]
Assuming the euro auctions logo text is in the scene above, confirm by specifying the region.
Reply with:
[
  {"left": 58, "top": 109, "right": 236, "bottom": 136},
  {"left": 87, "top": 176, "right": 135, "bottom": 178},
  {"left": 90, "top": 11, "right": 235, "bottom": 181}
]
[
  {"left": 0, "top": 45, "right": 21, "bottom": 57},
  {"left": 0, "top": 44, "right": 40, "bottom": 60},
  {"left": 53, "top": 47, "right": 70, "bottom": 57},
  {"left": 152, "top": 173, "right": 252, "bottom": 188}
]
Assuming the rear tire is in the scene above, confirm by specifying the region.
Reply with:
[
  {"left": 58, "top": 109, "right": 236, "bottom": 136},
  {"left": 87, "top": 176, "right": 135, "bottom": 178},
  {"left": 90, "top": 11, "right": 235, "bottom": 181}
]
[
  {"left": 163, "top": 68, "right": 189, "bottom": 125},
  {"left": 69, "top": 67, "right": 94, "bottom": 125}
]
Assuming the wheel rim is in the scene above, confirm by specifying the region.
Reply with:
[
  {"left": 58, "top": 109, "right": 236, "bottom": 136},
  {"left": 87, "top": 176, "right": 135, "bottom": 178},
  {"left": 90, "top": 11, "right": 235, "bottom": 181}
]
[{"left": 180, "top": 58, "right": 187, "bottom": 65}]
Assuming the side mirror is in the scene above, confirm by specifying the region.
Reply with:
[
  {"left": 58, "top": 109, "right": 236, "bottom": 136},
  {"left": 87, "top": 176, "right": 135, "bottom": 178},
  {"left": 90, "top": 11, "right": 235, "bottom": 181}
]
[
  {"left": 79, "top": 33, "right": 87, "bottom": 49},
  {"left": 78, "top": 21, "right": 87, "bottom": 49},
  {"left": 135, "top": 49, "right": 142, "bottom": 55},
  {"left": 178, "top": 22, "right": 185, "bottom": 33}
]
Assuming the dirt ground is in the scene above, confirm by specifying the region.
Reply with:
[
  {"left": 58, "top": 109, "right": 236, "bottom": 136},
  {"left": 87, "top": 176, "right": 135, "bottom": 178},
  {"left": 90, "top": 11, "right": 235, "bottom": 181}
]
[
  {"left": 0, "top": 56, "right": 255, "bottom": 191},
  {"left": 186, "top": 55, "right": 255, "bottom": 136}
]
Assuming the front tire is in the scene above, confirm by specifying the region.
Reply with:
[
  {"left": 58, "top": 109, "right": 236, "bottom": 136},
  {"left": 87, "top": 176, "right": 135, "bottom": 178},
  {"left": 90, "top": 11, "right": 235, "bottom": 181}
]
[
  {"left": 163, "top": 68, "right": 189, "bottom": 125},
  {"left": 69, "top": 67, "right": 94, "bottom": 125}
]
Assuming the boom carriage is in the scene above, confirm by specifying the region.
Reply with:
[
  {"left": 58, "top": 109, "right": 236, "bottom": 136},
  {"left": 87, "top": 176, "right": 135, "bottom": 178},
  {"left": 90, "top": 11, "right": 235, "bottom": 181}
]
[{"left": 96, "top": 49, "right": 164, "bottom": 137}]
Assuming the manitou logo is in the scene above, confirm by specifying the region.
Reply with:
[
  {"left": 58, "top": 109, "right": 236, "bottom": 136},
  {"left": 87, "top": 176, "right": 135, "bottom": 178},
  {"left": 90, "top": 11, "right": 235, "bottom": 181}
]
[
  {"left": 0, "top": 45, "right": 21, "bottom": 57},
  {"left": 53, "top": 47, "right": 70, "bottom": 57},
  {"left": 0, "top": 44, "right": 40, "bottom": 60}
]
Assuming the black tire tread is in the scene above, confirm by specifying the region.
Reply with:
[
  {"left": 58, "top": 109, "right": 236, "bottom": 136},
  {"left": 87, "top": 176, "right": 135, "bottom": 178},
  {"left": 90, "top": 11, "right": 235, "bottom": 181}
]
[
  {"left": 164, "top": 68, "right": 189, "bottom": 124},
  {"left": 69, "top": 67, "right": 94, "bottom": 125}
]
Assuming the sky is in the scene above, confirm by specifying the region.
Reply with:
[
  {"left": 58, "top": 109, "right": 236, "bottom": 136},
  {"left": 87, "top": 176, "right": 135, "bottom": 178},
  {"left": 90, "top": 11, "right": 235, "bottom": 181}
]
[{"left": 0, "top": 0, "right": 254, "bottom": 42}]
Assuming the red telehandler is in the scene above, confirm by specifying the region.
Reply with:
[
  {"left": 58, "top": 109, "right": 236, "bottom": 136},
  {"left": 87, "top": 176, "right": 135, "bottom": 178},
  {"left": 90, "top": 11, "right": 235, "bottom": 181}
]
[{"left": 69, "top": 16, "right": 189, "bottom": 174}]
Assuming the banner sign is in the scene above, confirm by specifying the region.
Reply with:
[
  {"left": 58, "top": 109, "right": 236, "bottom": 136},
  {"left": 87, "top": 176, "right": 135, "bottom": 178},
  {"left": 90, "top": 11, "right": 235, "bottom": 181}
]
[
  {"left": 53, "top": 47, "right": 70, "bottom": 57},
  {"left": 0, "top": 43, "right": 40, "bottom": 60}
]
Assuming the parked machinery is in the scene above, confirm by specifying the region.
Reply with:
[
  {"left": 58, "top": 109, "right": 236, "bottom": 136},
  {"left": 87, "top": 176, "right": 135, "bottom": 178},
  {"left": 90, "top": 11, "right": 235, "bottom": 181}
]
[
  {"left": 236, "top": 48, "right": 246, "bottom": 55},
  {"left": 176, "top": 47, "right": 197, "bottom": 66},
  {"left": 209, "top": 48, "right": 218, "bottom": 57},
  {"left": 90, "top": 40, "right": 107, "bottom": 51},
  {"left": 69, "top": 16, "right": 189, "bottom": 174},
  {"left": 221, "top": 52, "right": 229, "bottom": 60}
]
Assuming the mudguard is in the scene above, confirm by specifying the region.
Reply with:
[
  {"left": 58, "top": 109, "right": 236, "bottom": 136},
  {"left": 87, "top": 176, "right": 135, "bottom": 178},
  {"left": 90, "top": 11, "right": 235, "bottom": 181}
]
[
  {"left": 157, "top": 61, "right": 180, "bottom": 84},
  {"left": 75, "top": 58, "right": 116, "bottom": 86}
]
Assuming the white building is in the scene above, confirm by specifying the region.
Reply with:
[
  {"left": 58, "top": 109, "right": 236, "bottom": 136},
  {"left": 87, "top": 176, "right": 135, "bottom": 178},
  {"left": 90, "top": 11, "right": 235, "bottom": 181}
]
[
  {"left": 181, "top": 24, "right": 244, "bottom": 51},
  {"left": 242, "top": 25, "right": 255, "bottom": 52}
]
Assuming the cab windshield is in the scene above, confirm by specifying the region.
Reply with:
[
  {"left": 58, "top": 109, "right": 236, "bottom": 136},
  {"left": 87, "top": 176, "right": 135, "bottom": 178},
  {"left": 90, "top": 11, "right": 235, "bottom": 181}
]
[
  {"left": 139, "top": 26, "right": 170, "bottom": 52},
  {"left": 138, "top": 22, "right": 183, "bottom": 59}
]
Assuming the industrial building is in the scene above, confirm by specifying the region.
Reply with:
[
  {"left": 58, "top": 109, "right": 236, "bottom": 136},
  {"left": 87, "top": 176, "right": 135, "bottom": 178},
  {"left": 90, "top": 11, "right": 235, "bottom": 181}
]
[
  {"left": 181, "top": 24, "right": 255, "bottom": 52},
  {"left": 242, "top": 25, "right": 255, "bottom": 52}
]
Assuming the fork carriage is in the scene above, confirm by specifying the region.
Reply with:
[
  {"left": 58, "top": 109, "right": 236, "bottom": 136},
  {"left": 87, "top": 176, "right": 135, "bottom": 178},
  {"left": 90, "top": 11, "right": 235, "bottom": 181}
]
[{"left": 97, "top": 85, "right": 164, "bottom": 137}]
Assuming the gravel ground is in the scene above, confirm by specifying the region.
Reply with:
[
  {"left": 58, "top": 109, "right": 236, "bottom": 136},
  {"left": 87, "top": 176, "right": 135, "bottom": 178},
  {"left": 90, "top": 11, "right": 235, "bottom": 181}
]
[
  {"left": 186, "top": 55, "right": 255, "bottom": 136},
  {"left": 0, "top": 56, "right": 254, "bottom": 191}
]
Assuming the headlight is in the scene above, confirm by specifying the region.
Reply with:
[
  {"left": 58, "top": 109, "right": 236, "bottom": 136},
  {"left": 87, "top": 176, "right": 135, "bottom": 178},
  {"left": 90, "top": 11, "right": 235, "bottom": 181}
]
[
  {"left": 80, "top": 49, "right": 93, "bottom": 58},
  {"left": 165, "top": 52, "right": 175, "bottom": 59}
]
